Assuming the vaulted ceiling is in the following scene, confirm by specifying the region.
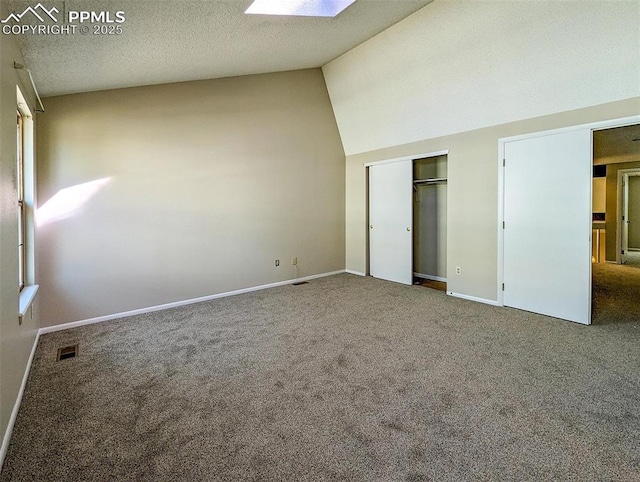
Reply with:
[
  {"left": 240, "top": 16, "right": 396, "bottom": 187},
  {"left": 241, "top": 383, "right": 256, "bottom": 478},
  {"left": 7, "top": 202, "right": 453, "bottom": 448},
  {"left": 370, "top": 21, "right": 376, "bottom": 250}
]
[
  {"left": 7, "top": 0, "right": 637, "bottom": 164},
  {"left": 5, "top": 0, "right": 433, "bottom": 97}
]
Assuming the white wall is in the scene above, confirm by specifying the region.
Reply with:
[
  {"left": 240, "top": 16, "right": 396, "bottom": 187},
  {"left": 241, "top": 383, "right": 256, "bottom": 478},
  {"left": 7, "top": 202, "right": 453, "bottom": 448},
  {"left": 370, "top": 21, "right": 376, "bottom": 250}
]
[{"left": 323, "top": 0, "right": 640, "bottom": 156}]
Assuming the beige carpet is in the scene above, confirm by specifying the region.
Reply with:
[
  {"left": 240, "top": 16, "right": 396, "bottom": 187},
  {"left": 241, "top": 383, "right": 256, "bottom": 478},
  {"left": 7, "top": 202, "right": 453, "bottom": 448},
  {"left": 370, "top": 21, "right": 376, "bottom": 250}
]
[
  {"left": 2, "top": 274, "right": 639, "bottom": 481},
  {"left": 592, "top": 261, "right": 640, "bottom": 325}
]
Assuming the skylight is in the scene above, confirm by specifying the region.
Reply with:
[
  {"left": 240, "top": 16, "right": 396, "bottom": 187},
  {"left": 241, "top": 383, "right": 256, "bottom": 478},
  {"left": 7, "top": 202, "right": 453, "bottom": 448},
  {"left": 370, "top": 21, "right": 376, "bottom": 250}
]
[{"left": 245, "top": 0, "right": 356, "bottom": 17}]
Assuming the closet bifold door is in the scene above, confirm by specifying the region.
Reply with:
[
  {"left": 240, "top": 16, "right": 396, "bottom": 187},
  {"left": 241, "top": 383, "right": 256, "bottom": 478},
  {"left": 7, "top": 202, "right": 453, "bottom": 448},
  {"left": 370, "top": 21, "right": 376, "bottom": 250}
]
[{"left": 369, "top": 159, "right": 413, "bottom": 285}]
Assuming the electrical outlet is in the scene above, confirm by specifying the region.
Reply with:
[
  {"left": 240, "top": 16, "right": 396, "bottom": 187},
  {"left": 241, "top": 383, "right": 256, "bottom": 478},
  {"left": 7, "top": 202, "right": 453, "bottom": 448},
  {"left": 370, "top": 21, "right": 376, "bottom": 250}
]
[
  {"left": 455, "top": 266, "right": 461, "bottom": 275},
  {"left": 275, "top": 259, "right": 280, "bottom": 267},
  {"left": 291, "top": 257, "right": 297, "bottom": 266}
]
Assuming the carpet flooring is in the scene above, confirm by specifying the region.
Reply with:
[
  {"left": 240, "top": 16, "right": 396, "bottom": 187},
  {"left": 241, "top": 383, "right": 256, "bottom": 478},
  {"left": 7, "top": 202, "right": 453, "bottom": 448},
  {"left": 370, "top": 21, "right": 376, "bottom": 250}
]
[
  {"left": 592, "top": 261, "right": 640, "bottom": 325},
  {"left": 2, "top": 274, "right": 639, "bottom": 481}
]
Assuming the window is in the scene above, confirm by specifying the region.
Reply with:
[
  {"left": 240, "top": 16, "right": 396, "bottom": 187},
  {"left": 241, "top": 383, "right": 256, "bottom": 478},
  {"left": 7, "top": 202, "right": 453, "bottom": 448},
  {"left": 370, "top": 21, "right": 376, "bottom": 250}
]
[
  {"left": 17, "top": 110, "right": 25, "bottom": 291},
  {"left": 16, "top": 87, "right": 38, "bottom": 320}
]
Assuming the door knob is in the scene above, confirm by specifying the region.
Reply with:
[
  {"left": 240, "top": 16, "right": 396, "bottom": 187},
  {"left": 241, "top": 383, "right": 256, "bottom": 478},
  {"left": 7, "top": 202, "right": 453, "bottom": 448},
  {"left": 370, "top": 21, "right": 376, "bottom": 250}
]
[
  {"left": 406, "top": 227, "right": 411, "bottom": 231},
  {"left": 369, "top": 225, "right": 373, "bottom": 229}
]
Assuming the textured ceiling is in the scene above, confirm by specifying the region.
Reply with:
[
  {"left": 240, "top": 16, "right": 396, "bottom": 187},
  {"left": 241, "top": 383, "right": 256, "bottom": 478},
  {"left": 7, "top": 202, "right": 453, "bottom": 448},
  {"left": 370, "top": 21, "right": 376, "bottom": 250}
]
[
  {"left": 5, "top": 0, "right": 433, "bottom": 97},
  {"left": 594, "top": 124, "right": 640, "bottom": 165}
]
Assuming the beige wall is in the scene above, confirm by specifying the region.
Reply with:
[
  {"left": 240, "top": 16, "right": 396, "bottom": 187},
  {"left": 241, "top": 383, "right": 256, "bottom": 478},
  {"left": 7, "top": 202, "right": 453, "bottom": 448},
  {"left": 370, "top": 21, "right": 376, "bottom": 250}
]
[
  {"left": 345, "top": 99, "right": 640, "bottom": 302},
  {"left": 324, "top": 0, "right": 639, "bottom": 302},
  {"left": 592, "top": 178, "right": 606, "bottom": 214},
  {"left": 0, "top": 16, "right": 41, "bottom": 454},
  {"left": 37, "top": 69, "right": 345, "bottom": 327}
]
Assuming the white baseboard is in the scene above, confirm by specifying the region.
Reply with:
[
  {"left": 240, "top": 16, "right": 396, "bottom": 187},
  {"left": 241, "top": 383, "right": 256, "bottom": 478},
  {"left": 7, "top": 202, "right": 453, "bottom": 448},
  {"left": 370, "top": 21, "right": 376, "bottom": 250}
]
[
  {"left": 39, "top": 270, "right": 346, "bottom": 335},
  {"left": 345, "top": 270, "right": 366, "bottom": 276},
  {"left": 413, "top": 272, "right": 447, "bottom": 282},
  {"left": 0, "top": 330, "right": 40, "bottom": 470},
  {"left": 447, "top": 291, "right": 500, "bottom": 306}
]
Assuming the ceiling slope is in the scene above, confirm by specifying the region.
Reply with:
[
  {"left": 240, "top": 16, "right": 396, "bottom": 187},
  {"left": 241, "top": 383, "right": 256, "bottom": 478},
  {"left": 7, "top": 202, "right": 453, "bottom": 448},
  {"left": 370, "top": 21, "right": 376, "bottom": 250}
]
[{"left": 5, "top": 0, "right": 433, "bottom": 96}]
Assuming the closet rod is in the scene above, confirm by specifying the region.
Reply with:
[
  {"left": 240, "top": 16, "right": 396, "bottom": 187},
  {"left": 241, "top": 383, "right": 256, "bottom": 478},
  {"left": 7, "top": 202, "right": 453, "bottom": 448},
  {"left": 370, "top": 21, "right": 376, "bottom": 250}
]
[{"left": 413, "top": 178, "right": 447, "bottom": 185}]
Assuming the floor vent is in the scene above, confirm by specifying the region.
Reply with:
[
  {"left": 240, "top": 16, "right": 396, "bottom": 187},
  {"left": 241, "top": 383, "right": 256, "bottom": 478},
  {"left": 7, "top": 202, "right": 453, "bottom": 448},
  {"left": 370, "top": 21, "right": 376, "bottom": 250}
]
[
  {"left": 292, "top": 281, "right": 309, "bottom": 286},
  {"left": 57, "top": 345, "right": 78, "bottom": 361}
]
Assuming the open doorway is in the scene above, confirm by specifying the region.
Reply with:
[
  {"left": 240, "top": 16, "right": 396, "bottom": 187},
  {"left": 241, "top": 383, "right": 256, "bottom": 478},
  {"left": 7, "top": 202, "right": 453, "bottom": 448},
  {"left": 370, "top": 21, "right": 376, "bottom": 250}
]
[
  {"left": 591, "top": 123, "right": 640, "bottom": 325},
  {"left": 497, "top": 115, "right": 639, "bottom": 325}
]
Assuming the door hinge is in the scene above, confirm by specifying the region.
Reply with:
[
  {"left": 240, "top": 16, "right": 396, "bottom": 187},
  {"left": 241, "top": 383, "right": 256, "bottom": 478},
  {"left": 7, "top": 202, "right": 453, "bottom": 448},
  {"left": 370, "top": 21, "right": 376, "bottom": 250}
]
[
  {"left": 502, "top": 159, "right": 505, "bottom": 167},
  {"left": 502, "top": 221, "right": 505, "bottom": 229},
  {"left": 502, "top": 283, "right": 505, "bottom": 291}
]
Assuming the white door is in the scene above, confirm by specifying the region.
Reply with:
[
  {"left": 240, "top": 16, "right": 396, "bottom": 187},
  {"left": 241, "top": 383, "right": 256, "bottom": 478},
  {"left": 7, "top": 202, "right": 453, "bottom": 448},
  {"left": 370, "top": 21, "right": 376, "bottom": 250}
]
[
  {"left": 503, "top": 129, "right": 592, "bottom": 324},
  {"left": 369, "top": 160, "right": 413, "bottom": 285}
]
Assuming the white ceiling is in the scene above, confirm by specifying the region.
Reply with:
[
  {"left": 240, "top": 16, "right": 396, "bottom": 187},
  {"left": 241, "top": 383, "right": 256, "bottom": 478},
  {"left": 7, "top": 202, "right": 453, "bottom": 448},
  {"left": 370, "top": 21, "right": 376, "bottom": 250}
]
[{"left": 6, "top": 0, "right": 433, "bottom": 97}]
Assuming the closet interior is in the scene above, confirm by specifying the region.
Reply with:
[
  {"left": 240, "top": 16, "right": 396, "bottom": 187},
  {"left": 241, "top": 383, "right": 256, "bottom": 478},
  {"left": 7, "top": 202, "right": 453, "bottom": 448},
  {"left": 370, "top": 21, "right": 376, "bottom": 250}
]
[{"left": 413, "top": 155, "right": 448, "bottom": 288}]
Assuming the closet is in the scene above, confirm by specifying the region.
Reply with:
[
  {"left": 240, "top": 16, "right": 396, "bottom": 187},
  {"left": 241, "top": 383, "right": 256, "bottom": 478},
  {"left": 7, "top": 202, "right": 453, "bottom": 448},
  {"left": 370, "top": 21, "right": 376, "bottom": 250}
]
[
  {"left": 367, "top": 152, "right": 447, "bottom": 286},
  {"left": 413, "top": 155, "right": 447, "bottom": 283}
]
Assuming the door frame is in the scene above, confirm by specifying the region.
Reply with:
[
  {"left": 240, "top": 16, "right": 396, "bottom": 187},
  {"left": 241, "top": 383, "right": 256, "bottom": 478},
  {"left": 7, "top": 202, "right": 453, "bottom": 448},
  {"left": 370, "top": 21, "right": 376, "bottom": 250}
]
[
  {"left": 497, "top": 115, "right": 640, "bottom": 308},
  {"left": 619, "top": 169, "right": 640, "bottom": 263},
  {"left": 365, "top": 150, "right": 449, "bottom": 276}
]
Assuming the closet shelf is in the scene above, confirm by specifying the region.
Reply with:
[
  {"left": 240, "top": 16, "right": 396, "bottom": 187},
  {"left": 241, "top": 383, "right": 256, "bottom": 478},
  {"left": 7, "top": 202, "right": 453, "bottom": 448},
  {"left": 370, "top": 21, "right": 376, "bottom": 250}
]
[{"left": 413, "top": 178, "right": 447, "bottom": 185}]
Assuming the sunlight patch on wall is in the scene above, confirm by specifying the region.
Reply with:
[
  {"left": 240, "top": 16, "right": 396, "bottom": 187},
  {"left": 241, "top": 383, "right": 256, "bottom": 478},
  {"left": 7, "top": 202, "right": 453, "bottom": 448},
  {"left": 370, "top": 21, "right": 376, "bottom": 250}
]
[{"left": 36, "top": 177, "right": 112, "bottom": 227}]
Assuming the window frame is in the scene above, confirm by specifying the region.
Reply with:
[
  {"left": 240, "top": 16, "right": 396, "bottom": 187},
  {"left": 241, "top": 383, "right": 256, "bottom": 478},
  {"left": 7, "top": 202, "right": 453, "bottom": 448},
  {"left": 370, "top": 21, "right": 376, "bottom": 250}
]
[
  {"left": 17, "top": 109, "right": 26, "bottom": 291},
  {"left": 16, "top": 86, "right": 39, "bottom": 321}
]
